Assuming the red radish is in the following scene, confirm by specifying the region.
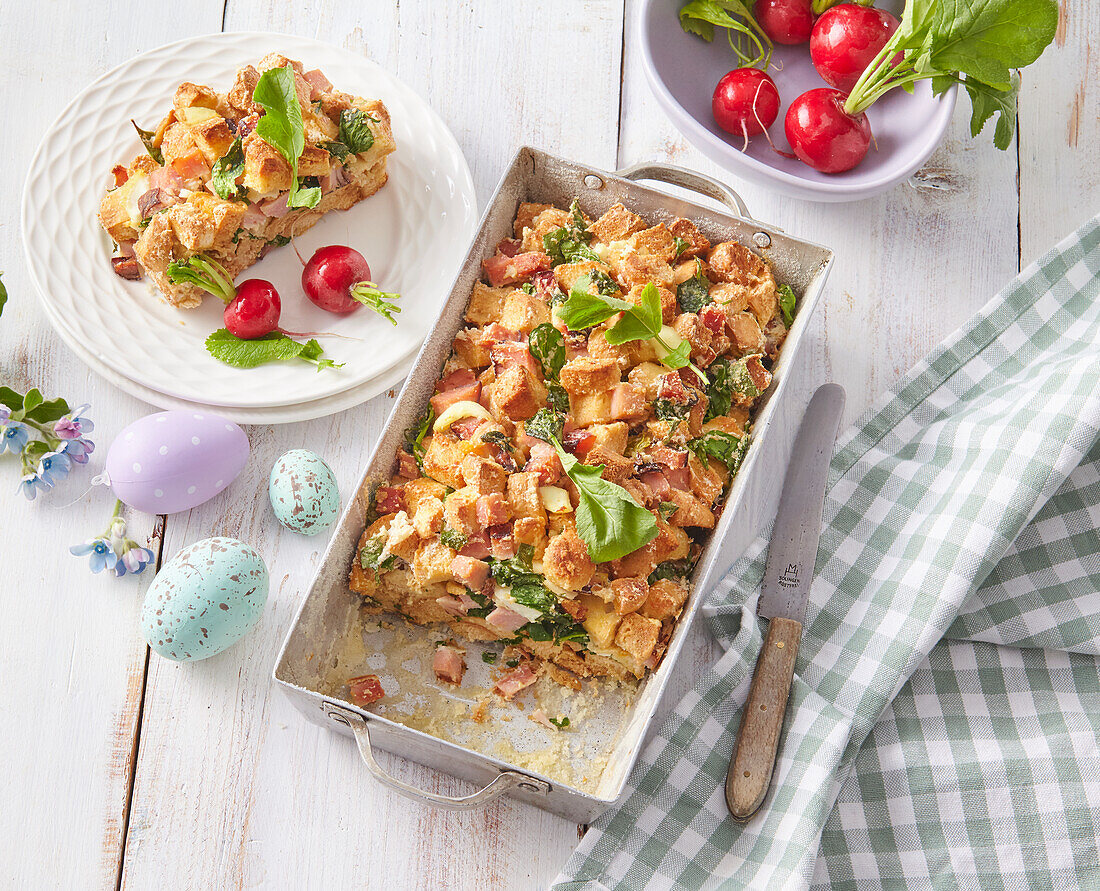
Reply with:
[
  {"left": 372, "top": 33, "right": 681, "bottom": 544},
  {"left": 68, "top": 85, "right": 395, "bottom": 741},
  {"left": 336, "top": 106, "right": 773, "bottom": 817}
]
[
  {"left": 712, "top": 68, "right": 781, "bottom": 149},
  {"left": 754, "top": 0, "right": 815, "bottom": 45},
  {"left": 784, "top": 88, "right": 871, "bottom": 173},
  {"left": 223, "top": 279, "right": 281, "bottom": 339},
  {"left": 302, "top": 245, "right": 401, "bottom": 323},
  {"left": 810, "top": 5, "right": 900, "bottom": 94}
]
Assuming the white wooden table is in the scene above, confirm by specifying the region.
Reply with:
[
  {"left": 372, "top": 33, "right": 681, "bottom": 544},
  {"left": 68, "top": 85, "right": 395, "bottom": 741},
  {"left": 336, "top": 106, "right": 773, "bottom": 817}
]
[{"left": 2, "top": 2, "right": 1095, "bottom": 888}]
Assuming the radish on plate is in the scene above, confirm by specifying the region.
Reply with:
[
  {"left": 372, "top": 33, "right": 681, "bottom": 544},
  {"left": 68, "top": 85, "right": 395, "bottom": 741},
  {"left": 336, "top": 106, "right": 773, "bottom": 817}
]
[
  {"left": 784, "top": 88, "right": 871, "bottom": 173},
  {"left": 223, "top": 279, "right": 281, "bottom": 340},
  {"left": 712, "top": 68, "right": 781, "bottom": 149},
  {"left": 302, "top": 245, "right": 401, "bottom": 323}
]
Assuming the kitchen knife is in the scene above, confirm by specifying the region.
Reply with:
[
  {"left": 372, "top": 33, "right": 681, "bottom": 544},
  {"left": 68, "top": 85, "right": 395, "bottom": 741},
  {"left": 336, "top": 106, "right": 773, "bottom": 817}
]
[{"left": 725, "top": 382, "right": 846, "bottom": 821}]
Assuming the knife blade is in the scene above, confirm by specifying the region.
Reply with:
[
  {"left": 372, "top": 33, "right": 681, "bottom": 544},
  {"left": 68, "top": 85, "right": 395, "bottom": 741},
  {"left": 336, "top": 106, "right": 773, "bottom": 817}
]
[{"left": 725, "top": 382, "right": 845, "bottom": 821}]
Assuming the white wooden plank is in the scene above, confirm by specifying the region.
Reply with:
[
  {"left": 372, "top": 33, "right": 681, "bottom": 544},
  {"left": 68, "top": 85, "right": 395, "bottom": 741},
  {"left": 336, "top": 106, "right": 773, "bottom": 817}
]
[
  {"left": 121, "top": 3, "right": 624, "bottom": 889},
  {"left": 0, "top": 3, "right": 223, "bottom": 887},
  {"left": 1018, "top": 0, "right": 1099, "bottom": 264},
  {"left": 615, "top": 0, "right": 1021, "bottom": 715}
]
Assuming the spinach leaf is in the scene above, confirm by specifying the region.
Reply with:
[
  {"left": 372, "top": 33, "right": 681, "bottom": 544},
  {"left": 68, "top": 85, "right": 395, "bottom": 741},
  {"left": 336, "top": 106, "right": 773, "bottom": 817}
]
[
  {"left": 648, "top": 559, "right": 695, "bottom": 584},
  {"left": 704, "top": 358, "right": 733, "bottom": 420},
  {"left": 657, "top": 502, "right": 679, "bottom": 522},
  {"left": 529, "top": 323, "right": 566, "bottom": 380},
  {"left": 360, "top": 534, "right": 397, "bottom": 572},
  {"left": 210, "top": 137, "right": 246, "bottom": 200},
  {"left": 510, "top": 582, "right": 558, "bottom": 614},
  {"left": 655, "top": 396, "right": 694, "bottom": 432},
  {"left": 549, "top": 715, "right": 571, "bottom": 729},
  {"left": 322, "top": 140, "right": 351, "bottom": 161},
  {"left": 338, "top": 109, "right": 378, "bottom": 154},
  {"left": 131, "top": 120, "right": 163, "bottom": 165},
  {"left": 543, "top": 199, "right": 600, "bottom": 265},
  {"left": 205, "top": 329, "right": 340, "bottom": 370},
  {"left": 778, "top": 283, "right": 796, "bottom": 327},
  {"left": 525, "top": 407, "right": 566, "bottom": 446},
  {"left": 676, "top": 261, "right": 711, "bottom": 314},
  {"left": 529, "top": 323, "right": 570, "bottom": 412},
  {"left": 482, "top": 651, "right": 498, "bottom": 664},
  {"left": 672, "top": 236, "right": 690, "bottom": 260},
  {"left": 253, "top": 65, "right": 321, "bottom": 209},
  {"left": 687, "top": 428, "right": 751, "bottom": 474},
  {"left": 588, "top": 270, "right": 621, "bottom": 295},
  {"left": 440, "top": 528, "right": 468, "bottom": 551}
]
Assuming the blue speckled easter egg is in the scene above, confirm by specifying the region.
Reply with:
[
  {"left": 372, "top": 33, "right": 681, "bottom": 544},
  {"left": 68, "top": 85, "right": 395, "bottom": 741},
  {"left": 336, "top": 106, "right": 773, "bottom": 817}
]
[
  {"left": 268, "top": 449, "right": 340, "bottom": 536},
  {"left": 141, "top": 537, "right": 268, "bottom": 662}
]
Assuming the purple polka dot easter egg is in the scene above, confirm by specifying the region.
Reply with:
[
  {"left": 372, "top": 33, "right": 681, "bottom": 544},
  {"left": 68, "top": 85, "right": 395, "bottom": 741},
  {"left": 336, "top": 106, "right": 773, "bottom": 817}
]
[{"left": 105, "top": 411, "right": 250, "bottom": 514}]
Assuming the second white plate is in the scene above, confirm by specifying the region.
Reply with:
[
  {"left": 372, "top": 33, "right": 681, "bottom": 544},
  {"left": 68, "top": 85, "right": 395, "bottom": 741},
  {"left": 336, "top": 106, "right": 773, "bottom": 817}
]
[{"left": 23, "top": 31, "right": 477, "bottom": 410}]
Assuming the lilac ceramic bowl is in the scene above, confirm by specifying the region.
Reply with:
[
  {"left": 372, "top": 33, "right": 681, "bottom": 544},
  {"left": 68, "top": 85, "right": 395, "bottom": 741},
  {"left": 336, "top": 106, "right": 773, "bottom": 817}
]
[{"left": 639, "top": 0, "right": 957, "bottom": 202}]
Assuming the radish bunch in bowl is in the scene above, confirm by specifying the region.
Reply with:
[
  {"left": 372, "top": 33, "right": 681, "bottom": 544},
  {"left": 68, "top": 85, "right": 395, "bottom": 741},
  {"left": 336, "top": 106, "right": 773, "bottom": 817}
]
[{"left": 680, "top": 0, "right": 1059, "bottom": 175}]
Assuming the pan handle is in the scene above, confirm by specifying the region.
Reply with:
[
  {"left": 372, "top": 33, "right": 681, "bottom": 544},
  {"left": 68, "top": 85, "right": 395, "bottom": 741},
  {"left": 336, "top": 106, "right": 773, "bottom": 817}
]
[
  {"left": 325, "top": 704, "right": 550, "bottom": 810},
  {"left": 616, "top": 162, "right": 752, "bottom": 220}
]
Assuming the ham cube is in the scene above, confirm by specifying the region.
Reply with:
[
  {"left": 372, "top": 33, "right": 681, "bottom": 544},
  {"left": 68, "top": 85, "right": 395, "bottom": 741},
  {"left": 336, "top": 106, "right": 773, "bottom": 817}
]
[
  {"left": 348, "top": 674, "right": 385, "bottom": 706},
  {"left": 494, "top": 665, "right": 538, "bottom": 699},
  {"left": 476, "top": 493, "right": 511, "bottom": 526},
  {"left": 450, "top": 554, "right": 490, "bottom": 590},
  {"left": 482, "top": 250, "right": 552, "bottom": 287},
  {"left": 375, "top": 485, "right": 406, "bottom": 515},
  {"left": 610, "top": 384, "right": 648, "bottom": 421},
  {"left": 432, "top": 645, "right": 467, "bottom": 685},
  {"left": 487, "top": 606, "right": 528, "bottom": 634},
  {"left": 430, "top": 368, "right": 482, "bottom": 416}
]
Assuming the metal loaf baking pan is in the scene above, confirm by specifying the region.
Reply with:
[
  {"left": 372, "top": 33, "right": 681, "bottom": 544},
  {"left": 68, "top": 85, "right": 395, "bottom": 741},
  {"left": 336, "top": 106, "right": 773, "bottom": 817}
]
[{"left": 273, "top": 146, "right": 834, "bottom": 823}]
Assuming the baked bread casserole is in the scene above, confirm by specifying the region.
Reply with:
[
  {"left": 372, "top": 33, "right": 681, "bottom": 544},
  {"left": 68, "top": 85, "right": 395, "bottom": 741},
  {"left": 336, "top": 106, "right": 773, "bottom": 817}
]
[
  {"left": 98, "top": 54, "right": 395, "bottom": 307},
  {"left": 348, "top": 198, "right": 792, "bottom": 697}
]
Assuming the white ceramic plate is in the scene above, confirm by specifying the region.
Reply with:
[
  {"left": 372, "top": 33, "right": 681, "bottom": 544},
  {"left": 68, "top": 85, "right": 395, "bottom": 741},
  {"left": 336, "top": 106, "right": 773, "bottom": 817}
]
[
  {"left": 23, "top": 31, "right": 477, "bottom": 410},
  {"left": 32, "top": 277, "right": 413, "bottom": 424},
  {"left": 640, "top": 0, "right": 957, "bottom": 202}
]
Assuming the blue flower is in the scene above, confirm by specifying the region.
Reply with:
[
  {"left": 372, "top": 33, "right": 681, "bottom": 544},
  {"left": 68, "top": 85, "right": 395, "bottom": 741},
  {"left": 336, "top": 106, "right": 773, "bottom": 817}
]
[
  {"left": 37, "top": 450, "right": 72, "bottom": 486},
  {"left": 1, "top": 420, "right": 29, "bottom": 455},
  {"left": 62, "top": 437, "right": 95, "bottom": 465},
  {"left": 54, "top": 404, "right": 94, "bottom": 440},
  {"left": 18, "top": 473, "right": 51, "bottom": 500},
  {"left": 70, "top": 538, "right": 119, "bottom": 574},
  {"left": 115, "top": 545, "right": 156, "bottom": 577}
]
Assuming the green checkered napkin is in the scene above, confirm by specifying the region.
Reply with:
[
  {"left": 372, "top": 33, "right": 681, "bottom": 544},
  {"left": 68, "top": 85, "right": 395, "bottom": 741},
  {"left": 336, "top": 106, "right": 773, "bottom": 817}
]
[{"left": 554, "top": 215, "right": 1100, "bottom": 890}]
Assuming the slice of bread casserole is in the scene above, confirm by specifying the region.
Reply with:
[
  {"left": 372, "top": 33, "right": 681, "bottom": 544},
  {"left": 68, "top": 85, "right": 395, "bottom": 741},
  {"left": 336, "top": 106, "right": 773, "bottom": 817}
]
[{"left": 99, "top": 53, "right": 395, "bottom": 307}]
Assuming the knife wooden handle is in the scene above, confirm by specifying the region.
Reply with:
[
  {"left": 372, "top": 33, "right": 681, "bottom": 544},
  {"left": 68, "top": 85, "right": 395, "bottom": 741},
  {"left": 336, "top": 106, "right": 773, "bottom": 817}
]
[{"left": 726, "top": 616, "right": 802, "bottom": 821}]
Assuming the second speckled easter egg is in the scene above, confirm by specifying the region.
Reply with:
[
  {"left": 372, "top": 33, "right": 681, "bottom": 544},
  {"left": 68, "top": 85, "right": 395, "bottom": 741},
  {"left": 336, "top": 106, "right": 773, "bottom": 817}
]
[
  {"left": 268, "top": 449, "right": 340, "bottom": 535},
  {"left": 141, "top": 537, "right": 268, "bottom": 662}
]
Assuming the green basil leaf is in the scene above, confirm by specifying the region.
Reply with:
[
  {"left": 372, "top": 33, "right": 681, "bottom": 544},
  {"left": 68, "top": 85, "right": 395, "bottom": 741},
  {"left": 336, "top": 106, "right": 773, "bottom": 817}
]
[
  {"left": 131, "top": 120, "right": 163, "bottom": 164},
  {"left": 338, "top": 108, "right": 377, "bottom": 154},
  {"left": 253, "top": 65, "right": 320, "bottom": 210},
  {"left": 557, "top": 276, "right": 632, "bottom": 330},
  {"left": 210, "top": 137, "right": 246, "bottom": 200},
  {"left": 660, "top": 338, "right": 693, "bottom": 371},
  {"left": 556, "top": 445, "right": 658, "bottom": 563}
]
